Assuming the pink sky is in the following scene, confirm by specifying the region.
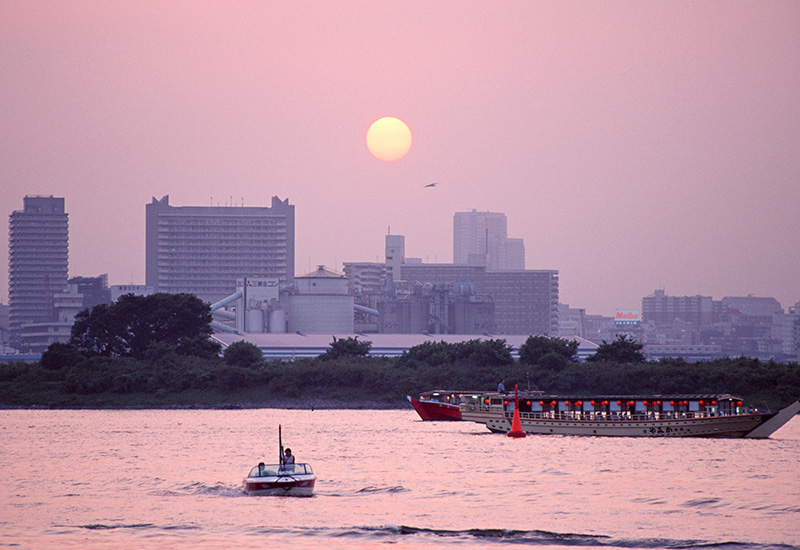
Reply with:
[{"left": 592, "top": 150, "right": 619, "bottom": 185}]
[{"left": 1, "top": 1, "right": 798, "bottom": 316}]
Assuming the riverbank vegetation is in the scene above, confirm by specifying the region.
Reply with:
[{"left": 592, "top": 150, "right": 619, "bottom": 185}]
[
  {"left": 1, "top": 339, "right": 798, "bottom": 410},
  {"left": 1, "top": 294, "right": 798, "bottom": 409}
]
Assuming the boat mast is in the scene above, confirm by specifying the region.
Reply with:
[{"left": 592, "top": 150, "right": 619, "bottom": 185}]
[{"left": 279, "top": 425, "right": 284, "bottom": 466}]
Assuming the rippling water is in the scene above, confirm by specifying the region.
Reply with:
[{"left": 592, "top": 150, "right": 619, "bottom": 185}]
[{"left": 1, "top": 408, "right": 798, "bottom": 549}]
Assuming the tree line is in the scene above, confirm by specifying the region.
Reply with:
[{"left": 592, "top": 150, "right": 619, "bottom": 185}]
[{"left": 0, "top": 293, "right": 798, "bottom": 409}]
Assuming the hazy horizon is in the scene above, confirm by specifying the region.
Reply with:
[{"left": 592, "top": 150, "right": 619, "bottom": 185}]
[{"left": 2, "top": 1, "right": 798, "bottom": 316}]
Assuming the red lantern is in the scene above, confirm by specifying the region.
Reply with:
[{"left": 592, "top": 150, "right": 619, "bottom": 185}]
[
  {"left": 737, "top": 401, "right": 743, "bottom": 406},
  {"left": 711, "top": 400, "right": 717, "bottom": 405},
  {"left": 485, "top": 398, "right": 490, "bottom": 404},
  {"left": 657, "top": 400, "right": 662, "bottom": 406},
  {"left": 539, "top": 400, "right": 545, "bottom": 406},
  {"left": 564, "top": 400, "right": 570, "bottom": 406},
  {"left": 591, "top": 400, "right": 596, "bottom": 406},
  {"left": 550, "top": 401, "right": 557, "bottom": 407},
  {"left": 670, "top": 400, "right": 675, "bottom": 406},
  {"left": 576, "top": 400, "right": 583, "bottom": 406},
  {"left": 504, "top": 400, "right": 509, "bottom": 406},
  {"left": 526, "top": 401, "right": 532, "bottom": 406},
  {"left": 643, "top": 400, "right": 649, "bottom": 406},
  {"left": 699, "top": 400, "right": 705, "bottom": 406},
  {"left": 617, "top": 400, "right": 622, "bottom": 406}
]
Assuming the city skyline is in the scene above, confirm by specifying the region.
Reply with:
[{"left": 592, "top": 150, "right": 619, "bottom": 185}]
[{"left": 2, "top": 2, "right": 798, "bottom": 316}]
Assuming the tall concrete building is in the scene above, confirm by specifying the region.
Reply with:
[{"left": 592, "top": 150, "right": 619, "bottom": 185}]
[
  {"left": 453, "top": 210, "right": 524, "bottom": 270},
  {"left": 8, "top": 196, "right": 69, "bottom": 331},
  {"left": 145, "top": 195, "right": 294, "bottom": 303},
  {"left": 642, "top": 290, "right": 718, "bottom": 327},
  {"left": 401, "top": 263, "right": 559, "bottom": 335},
  {"left": 385, "top": 234, "right": 404, "bottom": 281}
]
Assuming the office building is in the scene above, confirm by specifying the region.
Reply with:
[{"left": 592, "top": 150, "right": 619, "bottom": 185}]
[
  {"left": 641, "top": 290, "right": 718, "bottom": 327},
  {"left": 18, "top": 283, "right": 84, "bottom": 353},
  {"left": 385, "top": 234, "right": 404, "bottom": 281},
  {"left": 111, "top": 285, "right": 155, "bottom": 302},
  {"left": 453, "top": 210, "right": 525, "bottom": 271},
  {"left": 68, "top": 274, "right": 110, "bottom": 309},
  {"left": 145, "top": 195, "right": 294, "bottom": 303},
  {"left": 401, "top": 263, "right": 559, "bottom": 335},
  {"left": 8, "top": 196, "right": 69, "bottom": 331}
]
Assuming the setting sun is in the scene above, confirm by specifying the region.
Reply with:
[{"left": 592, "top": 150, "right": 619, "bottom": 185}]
[{"left": 366, "top": 117, "right": 412, "bottom": 162}]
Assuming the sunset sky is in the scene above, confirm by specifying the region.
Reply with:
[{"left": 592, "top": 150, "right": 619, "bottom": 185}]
[{"left": 2, "top": 1, "right": 798, "bottom": 316}]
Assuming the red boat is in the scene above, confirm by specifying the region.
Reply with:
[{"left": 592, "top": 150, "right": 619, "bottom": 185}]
[{"left": 407, "top": 390, "right": 476, "bottom": 420}]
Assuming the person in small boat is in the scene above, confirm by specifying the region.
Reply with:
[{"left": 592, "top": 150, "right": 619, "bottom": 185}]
[{"left": 281, "top": 448, "right": 295, "bottom": 472}]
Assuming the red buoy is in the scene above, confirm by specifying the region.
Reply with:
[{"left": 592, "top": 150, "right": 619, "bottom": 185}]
[{"left": 507, "top": 385, "right": 526, "bottom": 438}]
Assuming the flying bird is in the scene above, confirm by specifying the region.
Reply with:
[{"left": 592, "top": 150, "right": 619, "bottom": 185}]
[{"left": 424, "top": 182, "right": 438, "bottom": 188}]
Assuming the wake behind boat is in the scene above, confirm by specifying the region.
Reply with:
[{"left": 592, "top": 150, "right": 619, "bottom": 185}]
[
  {"left": 409, "top": 389, "right": 800, "bottom": 438},
  {"left": 243, "top": 425, "right": 316, "bottom": 496}
]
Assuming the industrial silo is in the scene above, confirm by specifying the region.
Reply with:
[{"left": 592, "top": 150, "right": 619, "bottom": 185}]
[{"left": 287, "top": 266, "right": 354, "bottom": 333}]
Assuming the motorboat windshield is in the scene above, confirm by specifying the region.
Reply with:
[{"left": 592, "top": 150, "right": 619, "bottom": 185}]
[{"left": 247, "top": 463, "right": 314, "bottom": 478}]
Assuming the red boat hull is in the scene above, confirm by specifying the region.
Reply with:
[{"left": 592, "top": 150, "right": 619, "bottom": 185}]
[{"left": 409, "top": 396, "right": 462, "bottom": 421}]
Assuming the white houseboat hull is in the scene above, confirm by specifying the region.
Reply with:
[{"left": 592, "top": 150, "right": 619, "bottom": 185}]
[
  {"left": 462, "top": 409, "right": 791, "bottom": 438},
  {"left": 458, "top": 394, "right": 799, "bottom": 438}
]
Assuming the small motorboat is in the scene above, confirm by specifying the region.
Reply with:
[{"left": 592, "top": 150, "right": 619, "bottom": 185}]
[
  {"left": 242, "top": 462, "right": 316, "bottom": 496},
  {"left": 243, "top": 425, "right": 316, "bottom": 496}
]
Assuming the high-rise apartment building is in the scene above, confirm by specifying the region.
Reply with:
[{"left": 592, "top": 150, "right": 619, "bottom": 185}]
[
  {"left": 8, "top": 196, "right": 69, "bottom": 331},
  {"left": 453, "top": 210, "right": 524, "bottom": 270},
  {"left": 145, "top": 195, "right": 294, "bottom": 303}
]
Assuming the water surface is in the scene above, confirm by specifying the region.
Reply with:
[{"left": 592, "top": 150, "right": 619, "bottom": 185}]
[{"left": 1, "top": 409, "right": 798, "bottom": 549}]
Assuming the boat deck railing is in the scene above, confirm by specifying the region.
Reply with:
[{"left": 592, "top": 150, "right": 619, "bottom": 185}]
[{"left": 490, "top": 410, "right": 750, "bottom": 422}]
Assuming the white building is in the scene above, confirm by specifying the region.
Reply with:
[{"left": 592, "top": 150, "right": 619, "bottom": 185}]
[
  {"left": 145, "top": 195, "right": 294, "bottom": 304},
  {"left": 18, "top": 284, "right": 84, "bottom": 353},
  {"left": 453, "top": 210, "right": 524, "bottom": 271},
  {"left": 9, "top": 196, "right": 69, "bottom": 332}
]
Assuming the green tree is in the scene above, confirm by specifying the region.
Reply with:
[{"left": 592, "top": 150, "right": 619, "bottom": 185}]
[
  {"left": 224, "top": 340, "right": 264, "bottom": 368},
  {"left": 518, "top": 336, "right": 578, "bottom": 365},
  {"left": 40, "top": 342, "right": 86, "bottom": 370},
  {"left": 319, "top": 336, "right": 372, "bottom": 361},
  {"left": 538, "top": 351, "right": 568, "bottom": 371},
  {"left": 70, "top": 293, "right": 215, "bottom": 359},
  {"left": 586, "top": 334, "right": 645, "bottom": 363}
]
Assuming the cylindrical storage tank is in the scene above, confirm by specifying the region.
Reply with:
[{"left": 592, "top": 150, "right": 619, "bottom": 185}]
[
  {"left": 268, "top": 309, "right": 287, "bottom": 333},
  {"left": 246, "top": 309, "right": 265, "bottom": 333},
  {"left": 288, "top": 295, "right": 354, "bottom": 333}
]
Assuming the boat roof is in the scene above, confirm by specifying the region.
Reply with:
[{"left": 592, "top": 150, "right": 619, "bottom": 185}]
[
  {"left": 420, "top": 390, "right": 487, "bottom": 396},
  {"left": 463, "top": 392, "right": 745, "bottom": 401}
]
